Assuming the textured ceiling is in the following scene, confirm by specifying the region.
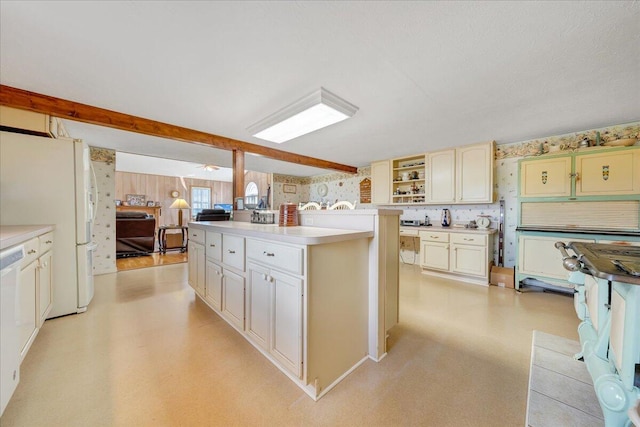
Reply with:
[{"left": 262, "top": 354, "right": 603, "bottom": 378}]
[{"left": 1, "top": 1, "right": 638, "bottom": 176}]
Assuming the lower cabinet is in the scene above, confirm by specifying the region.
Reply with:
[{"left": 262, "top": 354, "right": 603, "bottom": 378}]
[
  {"left": 246, "top": 262, "right": 302, "bottom": 377},
  {"left": 204, "top": 260, "right": 222, "bottom": 310},
  {"left": 16, "top": 232, "right": 55, "bottom": 361},
  {"left": 419, "top": 230, "right": 494, "bottom": 285},
  {"left": 187, "top": 241, "right": 205, "bottom": 296},
  {"left": 221, "top": 269, "right": 245, "bottom": 330},
  {"left": 420, "top": 232, "right": 450, "bottom": 271}
]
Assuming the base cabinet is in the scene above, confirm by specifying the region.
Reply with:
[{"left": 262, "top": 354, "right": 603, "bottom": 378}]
[
  {"left": 246, "top": 263, "right": 303, "bottom": 377},
  {"left": 37, "top": 250, "right": 53, "bottom": 327},
  {"left": 222, "top": 269, "right": 245, "bottom": 330},
  {"left": 18, "top": 260, "right": 37, "bottom": 360},
  {"left": 204, "top": 260, "right": 222, "bottom": 310},
  {"left": 187, "top": 241, "right": 205, "bottom": 297},
  {"left": 419, "top": 230, "right": 494, "bottom": 285}
]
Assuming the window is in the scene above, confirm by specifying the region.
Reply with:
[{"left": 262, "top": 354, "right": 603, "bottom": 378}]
[
  {"left": 245, "top": 182, "right": 259, "bottom": 206},
  {"left": 191, "top": 186, "right": 211, "bottom": 218}
]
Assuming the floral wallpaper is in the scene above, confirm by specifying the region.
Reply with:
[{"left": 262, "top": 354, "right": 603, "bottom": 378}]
[
  {"left": 90, "top": 147, "right": 117, "bottom": 275},
  {"left": 496, "top": 121, "right": 639, "bottom": 159}
]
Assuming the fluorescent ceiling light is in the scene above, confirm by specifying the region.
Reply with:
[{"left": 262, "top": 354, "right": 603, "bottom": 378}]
[{"left": 248, "top": 87, "right": 358, "bottom": 143}]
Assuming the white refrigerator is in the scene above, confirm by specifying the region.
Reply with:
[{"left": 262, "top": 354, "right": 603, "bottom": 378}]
[{"left": 0, "top": 131, "right": 96, "bottom": 318}]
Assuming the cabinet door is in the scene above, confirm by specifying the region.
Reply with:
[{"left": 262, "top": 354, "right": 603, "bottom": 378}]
[
  {"left": 421, "top": 241, "right": 450, "bottom": 271},
  {"left": 18, "top": 262, "right": 37, "bottom": 359},
  {"left": 520, "top": 157, "right": 572, "bottom": 198},
  {"left": 37, "top": 251, "right": 53, "bottom": 327},
  {"left": 451, "top": 244, "right": 487, "bottom": 277},
  {"left": 575, "top": 150, "right": 640, "bottom": 196},
  {"left": 246, "top": 263, "right": 271, "bottom": 350},
  {"left": 518, "top": 235, "right": 595, "bottom": 280},
  {"left": 188, "top": 242, "right": 205, "bottom": 296},
  {"left": 222, "top": 269, "right": 245, "bottom": 330},
  {"left": 270, "top": 270, "right": 302, "bottom": 378},
  {"left": 204, "top": 260, "right": 222, "bottom": 311},
  {"left": 456, "top": 142, "right": 493, "bottom": 203},
  {"left": 428, "top": 149, "right": 455, "bottom": 203},
  {"left": 371, "top": 160, "right": 391, "bottom": 204}
]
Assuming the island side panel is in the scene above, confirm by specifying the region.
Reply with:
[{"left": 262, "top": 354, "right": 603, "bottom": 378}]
[{"left": 306, "top": 238, "right": 370, "bottom": 396}]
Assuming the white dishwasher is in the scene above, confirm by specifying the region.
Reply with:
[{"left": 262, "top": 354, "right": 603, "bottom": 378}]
[{"left": 1, "top": 244, "right": 24, "bottom": 416}]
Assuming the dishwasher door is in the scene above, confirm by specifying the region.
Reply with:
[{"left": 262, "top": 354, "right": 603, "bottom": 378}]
[{"left": 1, "top": 245, "right": 24, "bottom": 416}]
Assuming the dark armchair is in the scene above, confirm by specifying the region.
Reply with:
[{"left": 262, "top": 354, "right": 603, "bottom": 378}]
[
  {"left": 116, "top": 211, "right": 156, "bottom": 257},
  {"left": 195, "top": 209, "right": 230, "bottom": 221}
]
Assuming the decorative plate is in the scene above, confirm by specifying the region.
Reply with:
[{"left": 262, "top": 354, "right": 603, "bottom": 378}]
[{"left": 317, "top": 183, "right": 328, "bottom": 197}]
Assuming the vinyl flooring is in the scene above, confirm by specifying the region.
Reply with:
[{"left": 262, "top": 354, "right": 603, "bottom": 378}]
[{"left": 0, "top": 263, "right": 580, "bottom": 426}]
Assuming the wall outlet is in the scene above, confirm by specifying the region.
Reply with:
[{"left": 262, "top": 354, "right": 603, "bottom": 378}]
[{"left": 302, "top": 217, "right": 314, "bottom": 226}]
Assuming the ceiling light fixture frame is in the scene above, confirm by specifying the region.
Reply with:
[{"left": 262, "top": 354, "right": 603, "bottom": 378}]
[{"left": 248, "top": 87, "right": 358, "bottom": 144}]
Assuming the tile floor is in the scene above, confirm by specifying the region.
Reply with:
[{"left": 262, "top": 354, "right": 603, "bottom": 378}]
[{"left": 0, "top": 263, "right": 580, "bottom": 426}]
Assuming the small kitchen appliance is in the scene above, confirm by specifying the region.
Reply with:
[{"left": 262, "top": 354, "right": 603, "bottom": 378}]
[
  {"left": 400, "top": 219, "right": 421, "bottom": 227},
  {"left": 441, "top": 209, "right": 451, "bottom": 227}
]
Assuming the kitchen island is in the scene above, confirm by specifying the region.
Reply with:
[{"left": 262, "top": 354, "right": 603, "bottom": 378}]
[{"left": 187, "top": 218, "right": 393, "bottom": 400}]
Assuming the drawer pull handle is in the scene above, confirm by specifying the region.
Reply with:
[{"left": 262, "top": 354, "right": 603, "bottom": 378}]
[
  {"left": 210, "top": 244, "right": 216, "bottom": 247},
  {"left": 463, "top": 238, "right": 474, "bottom": 241},
  {"left": 45, "top": 240, "right": 52, "bottom": 244},
  {"left": 228, "top": 250, "right": 236, "bottom": 254},
  {"left": 28, "top": 249, "right": 37, "bottom": 255},
  {"left": 264, "top": 251, "right": 275, "bottom": 257},
  {"left": 430, "top": 236, "right": 439, "bottom": 239}
]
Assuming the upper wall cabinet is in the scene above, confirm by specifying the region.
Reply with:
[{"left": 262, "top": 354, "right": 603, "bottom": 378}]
[
  {"left": 575, "top": 149, "right": 640, "bottom": 197},
  {"left": 519, "top": 146, "right": 640, "bottom": 199},
  {"left": 371, "top": 160, "right": 391, "bottom": 205},
  {"left": 427, "top": 141, "right": 495, "bottom": 204},
  {"left": 370, "top": 141, "right": 494, "bottom": 206}
]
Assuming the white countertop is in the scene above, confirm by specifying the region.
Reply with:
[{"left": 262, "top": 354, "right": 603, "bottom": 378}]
[
  {"left": 189, "top": 221, "right": 374, "bottom": 245},
  {"left": 400, "top": 225, "right": 498, "bottom": 235},
  {"left": 0, "top": 225, "right": 54, "bottom": 250}
]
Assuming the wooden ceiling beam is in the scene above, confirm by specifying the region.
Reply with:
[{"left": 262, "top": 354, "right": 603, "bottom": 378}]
[{"left": 0, "top": 85, "right": 358, "bottom": 174}]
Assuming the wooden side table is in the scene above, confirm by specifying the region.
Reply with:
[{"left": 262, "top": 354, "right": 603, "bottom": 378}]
[{"left": 158, "top": 225, "right": 188, "bottom": 254}]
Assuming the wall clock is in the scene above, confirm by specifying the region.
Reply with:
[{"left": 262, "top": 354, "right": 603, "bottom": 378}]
[
  {"left": 317, "top": 183, "right": 328, "bottom": 197},
  {"left": 170, "top": 190, "right": 180, "bottom": 198}
]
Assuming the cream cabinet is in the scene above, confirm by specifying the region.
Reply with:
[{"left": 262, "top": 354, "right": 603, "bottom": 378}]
[
  {"left": 450, "top": 233, "right": 488, "bottom": 277},
  {"left": 16, "top": 230, "right": 55, "bottom": 361},
  {"left": 187, "top": 240, "right": 205, "bottom": 297},
  {"left": 427, "top": 150, "right": 455, "bottom": 203},
  {"left": 204, "top": 260, "right": 222, "bottom": 310},
  {"left": 519, "top": 146, "right": 640, "bottom": 199},
  {"left": 419, "top": 229, "right": 495, "bottom": 285},
  {"left": 575, "top": 149, "right": 640, "bottom": 196},
  {"left": 420, "top": 231, "right": 450, "bottom": 271},
  {"left": 520, "top": 156, "right": 572, "bottom": 198},
  {"left": 221, "top": 268, "right": 245, "bottom": 330},
  {"left": 189, "top": 223, "right": 371, "bottom": 400},
  {"left": 371, "top": 160, "right": 391, "bottom": 204},
  {"left": 246, "top": 259, "right": 303, "bottom": 378},
  {"left": 427, "top": 141, "right": 495, "bottom": 204}
]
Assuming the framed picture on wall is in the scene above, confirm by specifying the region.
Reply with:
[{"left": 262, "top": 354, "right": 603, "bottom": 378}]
[
  {"left": 283, "top": 184, "right": 296, "bottom": 194},
  {"left": 126, "top": 194, "right": 146, "bottom": 206}
]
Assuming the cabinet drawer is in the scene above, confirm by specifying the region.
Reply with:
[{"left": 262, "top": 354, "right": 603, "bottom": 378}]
[
  {"left": 223, "top": 235, "right": 245, "bottom": 271},
  {"left": 38, "top": 232, "right": 54, "bottom": 254},
  {"left": 246, "top": 239, "right": 304, "bottom": 275},
  {"left": 21, "top": 237, "right": 39, "bottom": 268},
  {"left": 189, "top": 228, "right": 205, "bottom": 244},
  {"left": 419, "top": 231, "right": 449, "bottom": 243},
  {"left": 205, "top": 231, "right": 222, "bottom": 261},
  {"left": 450, "top": 233, "right": 486, "bottom": 246}
]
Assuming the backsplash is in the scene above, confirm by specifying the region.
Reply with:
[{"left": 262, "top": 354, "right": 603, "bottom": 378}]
[{"left": 90, "top": 147, "right": 117, "bottom": 275}]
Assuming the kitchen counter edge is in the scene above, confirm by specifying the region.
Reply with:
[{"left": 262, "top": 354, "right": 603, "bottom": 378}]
[
  {"left": 189, "top": 221, "right": 374, "bottom": 245},
  {"left": 0, "top": 225, "right": 55, "bottom": 250}
]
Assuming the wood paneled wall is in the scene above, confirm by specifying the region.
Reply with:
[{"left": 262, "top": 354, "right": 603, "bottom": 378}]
[{"left": 115, "top": 172, "right": 233, "bottom": 226}]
